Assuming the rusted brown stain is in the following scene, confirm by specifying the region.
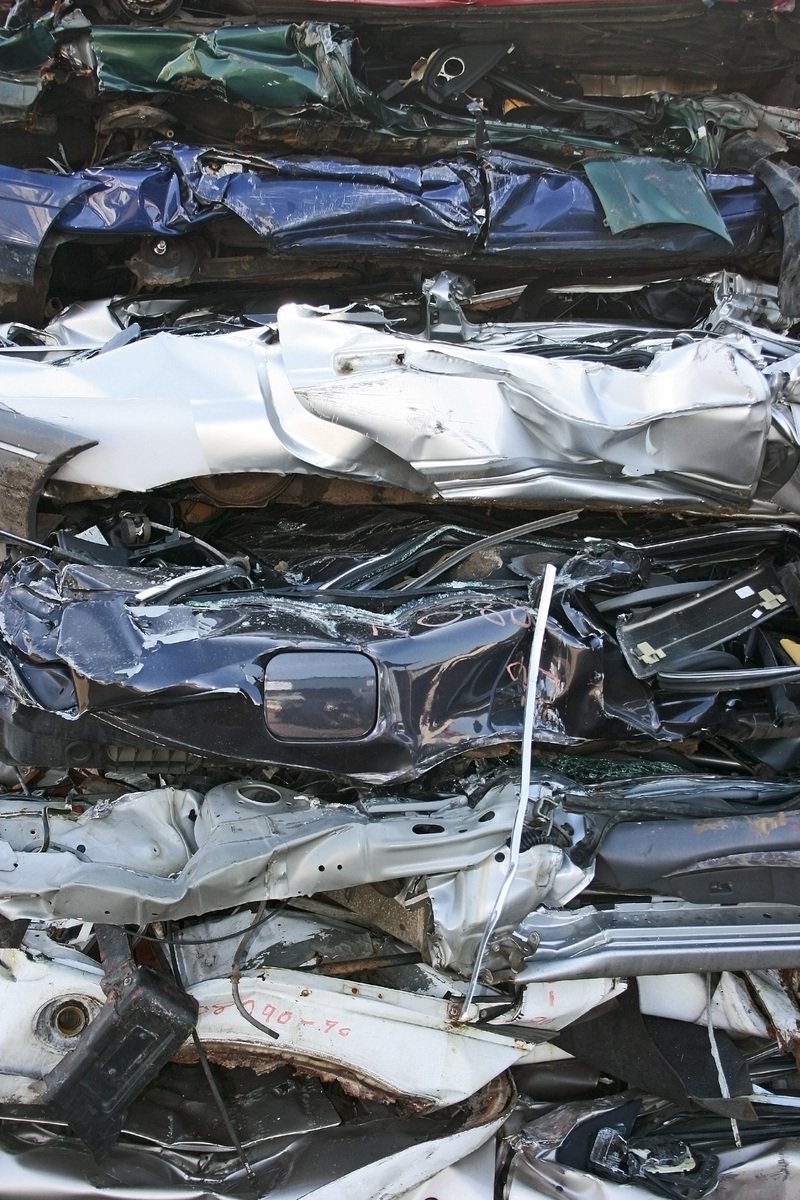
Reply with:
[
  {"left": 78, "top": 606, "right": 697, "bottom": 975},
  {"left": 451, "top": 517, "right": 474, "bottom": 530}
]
[
  {"left": 192, "top": 473, "right": 294, "bottom": 508},
  {"left": 174, "top": 1038, "right": 516, "bottom": 1124},
  {"left": 691, "top": 811, "right": 791, "bottom": 836},
  {"left": 778, "top": 969, "right": 800, "bottom": 1069},
  {"left": 325, "top": 884, "right": 429, "bottom": 953},
  {"left": 312, "top": 952, "right": 422, "bottom": 977},
  {"left": 173, "top": 1039, "right": 430, "bottom": 1110}
]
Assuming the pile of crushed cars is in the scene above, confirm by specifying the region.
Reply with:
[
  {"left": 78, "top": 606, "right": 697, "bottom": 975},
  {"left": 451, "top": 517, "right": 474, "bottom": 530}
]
[{"left": 7, "top": 0, "right": 800, "bottom": 1195}]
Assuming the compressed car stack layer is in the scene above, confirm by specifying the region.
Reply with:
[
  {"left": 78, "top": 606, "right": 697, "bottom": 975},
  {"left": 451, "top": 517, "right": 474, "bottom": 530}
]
[{"left": 4, "top": 1, "right": 800, "bottom": 1197}]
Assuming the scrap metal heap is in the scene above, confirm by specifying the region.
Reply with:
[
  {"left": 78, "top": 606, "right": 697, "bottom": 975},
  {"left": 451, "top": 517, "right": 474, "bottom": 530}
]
[{"left": 5, "top": 1, "right": 800, "bottom": 1197}]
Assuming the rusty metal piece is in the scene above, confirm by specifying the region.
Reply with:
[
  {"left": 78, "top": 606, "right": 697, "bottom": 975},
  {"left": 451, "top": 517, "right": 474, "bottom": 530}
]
[
  {"left": 193, "top": 473, "right": 294, "bottom": 508},
  {"left": 325, "top": 886, "right": 429, "bottom": 954},
  {"left": 174, "top": 1040, "right": 430, "bottom": 1110},
  {"left": 308, "top": 952, "right": 422, "bottom": 977},
  {"left": 127, "top": 238, "right": 199, "bottom": 286},
  {"left": 745, "top": 968, "right": 800, "bottom": 1067}
]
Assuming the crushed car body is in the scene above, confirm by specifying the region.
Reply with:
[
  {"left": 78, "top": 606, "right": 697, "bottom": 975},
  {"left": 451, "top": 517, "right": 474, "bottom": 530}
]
[
  {"left": 5, "top": 0, "right": 800, "bottom": 1198},
  {"left": 3, "top": 282, "right": 800, "bottom": 532}
]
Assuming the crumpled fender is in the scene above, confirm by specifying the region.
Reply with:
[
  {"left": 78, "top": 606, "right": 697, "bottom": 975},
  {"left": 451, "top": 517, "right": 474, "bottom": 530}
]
[{"left": 0, "top": 407, "right": 94, "bottom": 537}]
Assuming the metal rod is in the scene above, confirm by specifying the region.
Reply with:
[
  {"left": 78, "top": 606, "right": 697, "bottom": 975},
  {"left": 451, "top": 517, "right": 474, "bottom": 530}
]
[
  {"left": 459, "top": 561, "right": 557, "bottom": 1018},
  {"left": 398, "top": 514, "right": 578, "bottom": 592}
]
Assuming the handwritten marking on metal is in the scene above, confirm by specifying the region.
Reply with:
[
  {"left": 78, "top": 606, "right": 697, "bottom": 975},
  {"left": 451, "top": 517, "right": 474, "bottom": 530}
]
[{"left": 200, "top": 999, "right": 352, "bottom": 1037}]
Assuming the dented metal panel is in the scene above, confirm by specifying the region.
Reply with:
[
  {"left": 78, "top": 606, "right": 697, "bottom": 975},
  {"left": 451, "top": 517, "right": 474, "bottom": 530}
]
[
  {"left": 0, "top": 1063, "right": 513, "bottom": 1200},
  {"left": 0, "top": 409, "right": 95, "bottom": 537},
  {"left": 0, "top": 150, "right": 776, "bottom": 300},
  {"left": 0, "top": 168, "right": 95, "bottom": 287},
  {"left": 0, "top": 304, "right": 787, "bottom": 510},
  {"left": 582, "top": 157, "right": 733, "bottom": 241},
  {"left": 92, "top": 23, "right": 338, "bottom": 105},
  {"left": 0, "top": 780, "right": 531, "bottom": 921}
]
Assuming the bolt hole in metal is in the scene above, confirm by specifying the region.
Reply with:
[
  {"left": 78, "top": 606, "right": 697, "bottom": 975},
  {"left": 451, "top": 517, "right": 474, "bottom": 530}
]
[
  {"left": 36, "top": 996, "right": 98, "bottom": 1050},
  {"left": 440, "top": 56, "right": 465, "bottom": 81},
  {"left": 53, "top": 1002, "right": 89, "bottom": 1038},
  {"left": 236, "top": 784, "right": 283, "bottom": 804}
]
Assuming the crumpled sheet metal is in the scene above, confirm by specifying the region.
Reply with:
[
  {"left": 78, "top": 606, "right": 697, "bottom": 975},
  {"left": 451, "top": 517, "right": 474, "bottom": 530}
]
[
  {"left": 170, "top": 908, "right": 624, "bottom": 1036},
  {"left": 0, "top": 14, "right": 71, "bottom": 124},
  {"left": 0, "top": 558, "right": 540, "bottom": 781},
  {"left": 0, "top": 778, "right": 572, "bottom": 974},
  {"left": 0, "top": 931, "right": 525, "bottom": 1109},
  {"left": 91, "top": 23, "right": 341, "bottom": 108},
  {"left": 0, "top": 146, "right": 777, "bottom": 289},
  {"left": 0, "top": 168, "right": 95, "bottom": 288},
  {"left": 187, "top": 968, "right": 530, "bottom": 1107},
  {"left": 0, "top": 780, "right": 537, "bottom": 923},
  {"left": 482, "top": 155, "right": 772, "bottom": 264},
  {"left": 0, "top": 17, "right": 767, "bottom": 166},
  {"left": 2, "top": 525, "right": 800, "bottom": 780},
  {"left": 0, "top": 305, "right": 787, "bottom": 510},
  {"left": 0, "top": 1074, "right": 514, "bottom": 1200},
  {"left": 0, "top": 322, "right": 433, "bottom": 495},
  {"left": 0, "top": 321, "right": 422, "bottom": 494},
  {"left": 284, "top": 309, "right": 776, "bottom": 507},
  {"left": 506, "top": 1129, "right": 800, "bottom": 1200},
  {"left": 178, "top": 146, "right": 483, "bottom": 255},
  {"left": 15, "top": 503, "right": 800, "bottom": 760},
  {"left": 754, "top": 159, "right": 800, "bottom": 321},
  {"left": 424, "top": 839, "right": 568, "bottom": 975},
  {"left": 62, "top": 157, "right": 216, "bottom": 239}
]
